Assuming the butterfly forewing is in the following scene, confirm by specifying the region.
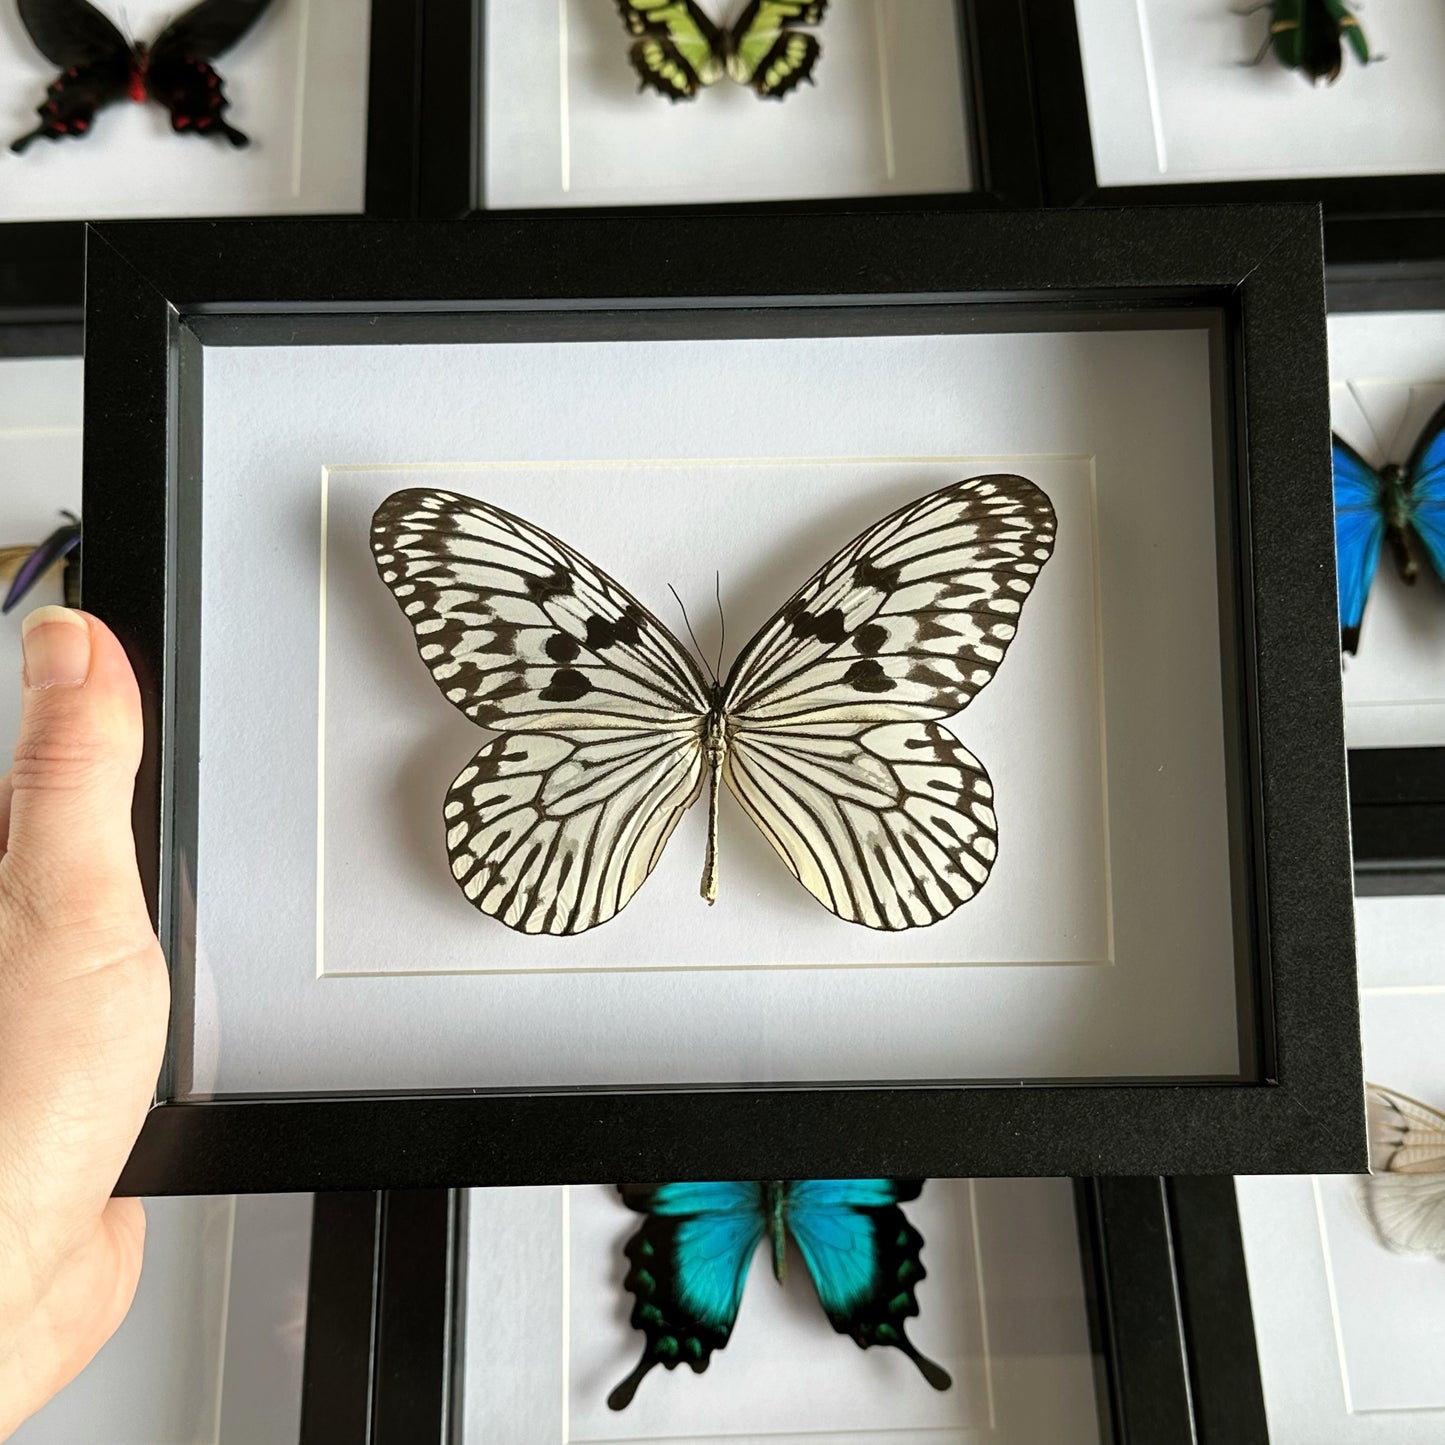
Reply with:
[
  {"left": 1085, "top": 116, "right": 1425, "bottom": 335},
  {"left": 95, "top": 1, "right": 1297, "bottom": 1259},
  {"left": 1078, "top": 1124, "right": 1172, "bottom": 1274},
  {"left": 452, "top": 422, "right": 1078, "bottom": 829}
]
[
  {"left": 373, "top": 488, "right": 711, "bottom": 935},
  {"left": 721, "top": 475, "right": 1055, "bottom": 929},
  {"left": 1403, "top": 402, "right": 1445, "bottom": 585},
  {"left": 1362, "top": 1086, "right": 1445, "bottom": 1256}
]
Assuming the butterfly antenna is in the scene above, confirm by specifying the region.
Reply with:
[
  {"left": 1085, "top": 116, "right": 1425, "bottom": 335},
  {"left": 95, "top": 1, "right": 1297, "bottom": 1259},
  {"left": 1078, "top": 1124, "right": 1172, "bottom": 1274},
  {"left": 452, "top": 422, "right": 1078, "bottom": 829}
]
[
  {"left": 714, "top": 571, "right": 726, "bottom": 680},
  {"left": 669, "top": 583, "right": 716, "bottom": 684}
]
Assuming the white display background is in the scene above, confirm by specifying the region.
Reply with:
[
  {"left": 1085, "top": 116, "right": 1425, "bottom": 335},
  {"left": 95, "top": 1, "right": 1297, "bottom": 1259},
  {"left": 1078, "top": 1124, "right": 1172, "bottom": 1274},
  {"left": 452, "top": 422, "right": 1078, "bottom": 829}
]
[
  {"left": 461, "top": 1179, "right": 1098, "bottom": 1444},
  {"left": 12, "top": 1194, "right": 312, "bottom": 1445},
  {"left": 484, "top": 0, "right": 972, "bottom": 208},
  {"left": 1328, "top": 312, "right": 1445, "bottom": 749},
  {"left": 0, "top": 356, "right": 82, "bottom": 756},
  {"left": 193, "top": 325, "right": 1241, "bottom": 1096},
  {"left": 323, "top": 457, "right": 1106, "bottom": 974},
  {"left": 0, "top": 0, "right": 369, "bottom": 222},
  {"left": 1239, "top": 982, "right": 1445, "bottom": 1440},
  {"left": 1075, "top": 0, "right": 1445, "bottom": 187}
]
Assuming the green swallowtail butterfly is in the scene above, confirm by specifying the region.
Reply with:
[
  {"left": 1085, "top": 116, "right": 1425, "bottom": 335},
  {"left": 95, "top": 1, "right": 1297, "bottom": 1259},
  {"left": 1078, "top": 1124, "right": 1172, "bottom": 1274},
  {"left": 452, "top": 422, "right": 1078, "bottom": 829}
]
[
  {"left": 613, "top": 0, "right": 828, "bottom": 101},
  {"left": 609, "top": 1180, "right": 951, "bottom": 1410}
]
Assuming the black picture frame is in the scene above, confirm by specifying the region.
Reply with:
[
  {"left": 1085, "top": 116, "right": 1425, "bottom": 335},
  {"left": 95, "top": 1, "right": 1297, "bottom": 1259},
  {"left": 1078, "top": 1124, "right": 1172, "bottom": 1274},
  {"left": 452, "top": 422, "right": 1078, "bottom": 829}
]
[
  {"left": 1326, "top": 238, "right": 1445, "bottom": 888},
  {"left": 0, "top": 0, "right": 427, "bottom": 316},
  {"left": 296, "top": 1179, "right": 1267, "bottom": 1445},
  {"left": 1026, "top": 0, "right": 1445, "bottom": 233},
  {"left": 83, "top": 204, "right": 1364, "bottom": 1194},
  {"left": 414, "top": 0, "right": 1043, "bottom": 217}
]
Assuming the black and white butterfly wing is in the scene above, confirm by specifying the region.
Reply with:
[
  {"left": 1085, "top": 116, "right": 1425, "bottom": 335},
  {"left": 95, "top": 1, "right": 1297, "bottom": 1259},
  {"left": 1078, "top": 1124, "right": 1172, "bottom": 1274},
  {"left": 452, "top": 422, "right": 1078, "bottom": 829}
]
[
  {"left": 372, "top": 489, "right": 711, "bottom": 936},
  {"left": 1362, "top": 1085, "right": 1445, "bottom": 1256},
  {"left": 12, "top": 0, "right": 130, "bottom": 151},
  {"left": 720, "top": 476, "right": 1056, "bottom": 930},
  {"left": 147, "top": 0, "right": 274, "bottom": 145}
]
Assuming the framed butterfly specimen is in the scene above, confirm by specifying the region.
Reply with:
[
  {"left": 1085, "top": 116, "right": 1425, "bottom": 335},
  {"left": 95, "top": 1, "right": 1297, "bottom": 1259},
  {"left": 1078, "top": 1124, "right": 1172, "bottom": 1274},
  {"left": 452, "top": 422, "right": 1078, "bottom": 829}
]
[
  {"left": 10, "top": 0, "right": 276, "bottom": 153},
  {"left": 1332, "top": 403, "right": 1445, "bottom": 654},
  {"left": 371, "top": 475, "right": 1055, "bottom": 936},
  {"left": 1235, "top": 0, "right": 1371, "bottom": 84},
  {"left": 0, "top": 511, "right": 81, "bottom": 613},
  {"left": 613, "top": 0, "right": 828, "bottom": 101},
  {"left": 1363, "top": 1084, "right": 1445, "bottom": 1256},
  {"left": 609, "top": 1179, "right": 950, "bottom": 1409}
]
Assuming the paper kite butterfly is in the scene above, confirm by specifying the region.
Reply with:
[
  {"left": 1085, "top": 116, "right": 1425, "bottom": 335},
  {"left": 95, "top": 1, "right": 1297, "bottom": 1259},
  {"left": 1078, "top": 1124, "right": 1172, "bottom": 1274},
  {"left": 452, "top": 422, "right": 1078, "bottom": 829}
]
[
  {"left": 1333, "top": 403, "right": 1445, "bottom": 653},
  {"left": 371, "top": 474, "right": 1056, "bottom": 936},
  {"left": 10, "top": 0, "right": 275, "bottom": 153},
  {"left": 1362, "top": 1085, "right": 1445, "bottom": 1257},
  {"left": 613, "top": 0, "right": 828, "bottom": 101},
  {"left": 0, "top": 512, "right": 81, "bottom": 613},
  {"left": 607, "top": 1179, "right": 952, "bottom": 1410}
]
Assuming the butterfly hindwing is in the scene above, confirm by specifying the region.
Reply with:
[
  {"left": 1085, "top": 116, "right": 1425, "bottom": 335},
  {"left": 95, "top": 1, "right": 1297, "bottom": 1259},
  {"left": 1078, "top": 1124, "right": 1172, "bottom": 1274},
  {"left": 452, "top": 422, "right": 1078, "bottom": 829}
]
[
  {"left": 786, "top": 1179, "right": 952, "bottom": 1389},
  {"left": 11, "top": 0, "right": 129, "bottom": 152},
  {"left": 147, "top": 0, "right": 275, "bottom": 145},
  {"left": 1331, "top": 434, "right": 1386, "bottom": 654},
  {"left": 727, "top": 0, "right": 827, "bottom": 96},
  {"left": 615, "top": 0, "right": 726, "bottom": 98},
  {"left": 722, "top": 475, "right": 1055, "bottom": 929},
  {"left": 372, "top": 488, "right": 711, "bottom": 935},
  {"left": 609, "top": 1182, "right": 767, "bottom": 1410}
]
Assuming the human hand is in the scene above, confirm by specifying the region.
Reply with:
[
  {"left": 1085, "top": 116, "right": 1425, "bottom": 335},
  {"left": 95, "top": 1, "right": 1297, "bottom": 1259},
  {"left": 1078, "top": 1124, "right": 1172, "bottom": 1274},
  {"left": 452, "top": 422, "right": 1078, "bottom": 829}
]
[{"left": 0, "top": 607, "right": 168, "bottom": 1439}]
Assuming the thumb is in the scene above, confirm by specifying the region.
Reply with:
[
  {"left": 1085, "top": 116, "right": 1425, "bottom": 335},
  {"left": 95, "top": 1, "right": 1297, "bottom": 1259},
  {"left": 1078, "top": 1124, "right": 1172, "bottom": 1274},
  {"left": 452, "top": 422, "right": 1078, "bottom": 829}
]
[{"left": 4, "top": 608, "right": 144, "bottom": 912}]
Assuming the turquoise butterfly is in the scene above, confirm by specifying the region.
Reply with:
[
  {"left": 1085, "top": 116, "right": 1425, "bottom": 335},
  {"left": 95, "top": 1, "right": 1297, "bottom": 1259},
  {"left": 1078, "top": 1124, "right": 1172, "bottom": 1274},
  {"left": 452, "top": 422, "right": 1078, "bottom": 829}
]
[{"left": 609, "top": 1179, "right": 951, "bottom": 1409}]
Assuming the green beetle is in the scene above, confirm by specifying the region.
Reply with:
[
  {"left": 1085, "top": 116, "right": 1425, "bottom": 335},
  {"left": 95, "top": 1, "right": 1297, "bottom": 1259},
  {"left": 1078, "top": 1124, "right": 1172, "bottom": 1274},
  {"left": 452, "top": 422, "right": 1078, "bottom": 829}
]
[{"left": 1236, "top": 0, "right": 1371, "bottom": 84}]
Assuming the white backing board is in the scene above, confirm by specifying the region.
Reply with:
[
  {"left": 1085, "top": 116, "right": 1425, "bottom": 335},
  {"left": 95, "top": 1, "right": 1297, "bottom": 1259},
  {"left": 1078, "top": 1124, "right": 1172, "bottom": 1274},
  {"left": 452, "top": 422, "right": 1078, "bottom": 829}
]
[
  {"left": 0, "top": 356, "right": 83, "bottom": 757},
  {"left": 484, "top": 0, "right": 972, "bottom": 208},
  {"left": 461, "top": 1179, "right": 1098, "bottom": 1444},
  {"left": 1075, "top": 0, "right": 1445, "bottom": 187},
  {"left": 1238, "top": 987, "right": 1445, "bottom": 1441},
  {"left": 11, "top": 1194, "right": 312, "bottom": 1445},
  {"left": 1328, "top": 312, "right": 1445, "bottom": 748},
  {"left": 191, "top": 324, "right": 1242, "bottom": 1095},
  {"left": 0, "top": 0, "right": 369, "bottom": 222}
]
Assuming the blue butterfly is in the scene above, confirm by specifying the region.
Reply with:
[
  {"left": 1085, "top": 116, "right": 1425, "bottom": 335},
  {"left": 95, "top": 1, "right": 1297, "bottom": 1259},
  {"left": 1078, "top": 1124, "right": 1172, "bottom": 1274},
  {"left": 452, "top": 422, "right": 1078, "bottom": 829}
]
[
  {"left": 1333, "top": 403, "right": 1445, "bottom": 654},
  {"left": 608, "top": 1178, "right": 951, "bottom": 1410}
]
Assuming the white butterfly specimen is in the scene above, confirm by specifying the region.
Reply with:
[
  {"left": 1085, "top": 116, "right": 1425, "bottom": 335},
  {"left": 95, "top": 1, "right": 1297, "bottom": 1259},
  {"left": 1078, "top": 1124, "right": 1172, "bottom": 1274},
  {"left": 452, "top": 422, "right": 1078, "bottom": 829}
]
[
  {"left": 371, "top": 475, "right": 1055, "bottom": 936},
  {"left": 1362, "top": 1084, "right": 1445, "bottom": 1256}
]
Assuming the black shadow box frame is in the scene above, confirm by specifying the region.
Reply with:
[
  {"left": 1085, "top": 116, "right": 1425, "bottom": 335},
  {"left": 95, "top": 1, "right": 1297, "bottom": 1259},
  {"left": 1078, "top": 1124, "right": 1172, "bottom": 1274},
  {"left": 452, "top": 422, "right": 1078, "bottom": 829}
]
[
  {"left": 294, "top": 1179, "right": 1266, "bottom": 1445},
  {"left": 1328, "top": 233, "right": 1445, "bottom": 889},
  {"left": 0, "top": 0, "right": 428, "bottom": 319},
  {"left": 413, "top": 0, "right": 1043, "bottom": 217},
  {"left": 1026, "top": 0, "right": 1445, "bottom": 235},
  {"left": 82, "top": 204, "right": 1364, "bottom": 1195}
]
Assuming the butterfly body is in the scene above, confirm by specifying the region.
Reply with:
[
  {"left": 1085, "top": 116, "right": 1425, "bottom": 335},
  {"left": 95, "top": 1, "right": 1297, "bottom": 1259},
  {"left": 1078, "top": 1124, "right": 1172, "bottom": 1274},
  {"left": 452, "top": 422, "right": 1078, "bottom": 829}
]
[
  {"left": 1332, "top": 406, "right": 1445, "bottom": 653},
  {"left": 11, "top": 0, "right": 274, "bottom": 153},
  {"left": 608, "top": 1179, "right": 951, "bottom": 1411},
  {"left": 372, "top": 474, "right": 1054, "bottom": 935},
  {"left": 615, "top": 0, "right": 828, "bottom": 101}
]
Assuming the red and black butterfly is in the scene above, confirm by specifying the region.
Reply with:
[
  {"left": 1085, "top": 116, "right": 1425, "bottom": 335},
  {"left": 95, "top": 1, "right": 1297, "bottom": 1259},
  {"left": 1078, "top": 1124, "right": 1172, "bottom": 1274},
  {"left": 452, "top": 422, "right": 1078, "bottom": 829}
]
[{"left": 11, "top": 0, "right": 276, "bottom": 153}]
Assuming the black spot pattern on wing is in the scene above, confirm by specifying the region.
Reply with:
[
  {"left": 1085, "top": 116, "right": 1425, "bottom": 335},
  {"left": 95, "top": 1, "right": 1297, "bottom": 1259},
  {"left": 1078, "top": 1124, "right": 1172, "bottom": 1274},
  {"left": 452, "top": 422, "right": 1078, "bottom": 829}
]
[
  {"left": 540, "top": 668, "right": 592, "bottom": 702},
  {"left": 586, "top": 607, "right": 643, "bottom": 650},
  {"left": 843, "top": 659, "right": 895, "bottom": 694},
  {"left": 526, "top": 569, "right": 574, "bottom": 603},
  {"left": 853, "top": 556, "right": 903, "bottom": 592},
  {"left": 852, "top": 622, "right": 888, "bottom": 655},
  {"left": 545, "top": 633, "right": 581, "bottom": 664},
  {"left": 786, "top": 603, "right": 848, "bottom": 645}
]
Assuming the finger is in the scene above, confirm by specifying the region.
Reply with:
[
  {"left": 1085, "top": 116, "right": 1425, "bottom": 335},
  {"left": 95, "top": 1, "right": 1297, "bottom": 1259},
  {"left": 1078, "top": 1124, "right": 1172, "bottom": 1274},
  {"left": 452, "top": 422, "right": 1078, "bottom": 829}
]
[
  {"left": 0, "top": 771, "right": 11, "bottom": 857},
  {"left": 3, "top": 608, "right": 144, "bottom": 913}
]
